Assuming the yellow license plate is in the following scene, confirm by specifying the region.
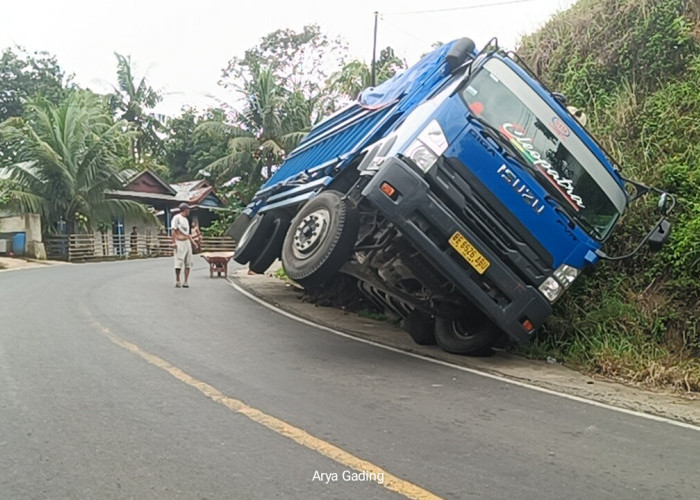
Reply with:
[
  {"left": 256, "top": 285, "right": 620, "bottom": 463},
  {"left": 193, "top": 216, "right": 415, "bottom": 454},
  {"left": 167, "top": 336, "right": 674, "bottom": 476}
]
[{"left": 448, "top": 231, "right": 490, "bottom": 274}]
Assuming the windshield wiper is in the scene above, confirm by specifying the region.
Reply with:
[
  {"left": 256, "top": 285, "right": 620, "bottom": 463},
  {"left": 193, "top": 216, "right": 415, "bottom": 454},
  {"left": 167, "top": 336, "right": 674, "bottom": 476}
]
[
  {"left": 577, "top": 213, "right": 605, "bottom": 240},
  {"left": 545, "top": 193, "right": 605, "bottom": 239}
]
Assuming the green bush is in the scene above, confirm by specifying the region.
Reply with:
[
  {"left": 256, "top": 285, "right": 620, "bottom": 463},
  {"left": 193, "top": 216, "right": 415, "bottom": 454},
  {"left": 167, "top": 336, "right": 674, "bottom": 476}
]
[
  {"left": 519, "top": 0, "right": 698, "bottom": 101},
  {"left": 516, "top": 0, "right": 700, "bottom": 387}
]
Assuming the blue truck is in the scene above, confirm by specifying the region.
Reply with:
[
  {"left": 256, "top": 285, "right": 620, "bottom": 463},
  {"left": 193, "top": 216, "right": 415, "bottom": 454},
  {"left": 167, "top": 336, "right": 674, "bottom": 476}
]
[{"left": 229, "top": 38, "right": 673, "bottom": 354}]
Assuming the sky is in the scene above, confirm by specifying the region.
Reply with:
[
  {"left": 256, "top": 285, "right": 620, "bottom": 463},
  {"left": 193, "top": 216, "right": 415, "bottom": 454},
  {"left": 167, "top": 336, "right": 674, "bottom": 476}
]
[{"left": 1, "top": 0, "right": 577, "bottom": 116}]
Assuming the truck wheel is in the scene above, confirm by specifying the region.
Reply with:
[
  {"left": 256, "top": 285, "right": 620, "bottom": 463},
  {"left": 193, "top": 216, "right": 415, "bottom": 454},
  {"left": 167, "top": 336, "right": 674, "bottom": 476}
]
[
  {"left": 434, "top": 313, "right": 499, "bottom": 355},
  {"left": 402, "top": 310, "right": 437, "bottom": 345},
  {"left": 281, "top": 191, "right": 359, "bottom": 287},
  {"left": 226, "top": 213, "right": 252, "bottom": 244},
  {"left": 248, "top": 215, "right": 290, "bottom": 274},
  {"left": 233, "top": 212, "right": 274, "bottom": 265}
]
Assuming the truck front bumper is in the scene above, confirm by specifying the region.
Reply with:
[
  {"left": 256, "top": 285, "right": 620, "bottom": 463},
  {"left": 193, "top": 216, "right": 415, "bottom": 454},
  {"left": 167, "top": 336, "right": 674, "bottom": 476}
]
[{"left": 361, "top": 157, "right": 551, "bottom": 344}]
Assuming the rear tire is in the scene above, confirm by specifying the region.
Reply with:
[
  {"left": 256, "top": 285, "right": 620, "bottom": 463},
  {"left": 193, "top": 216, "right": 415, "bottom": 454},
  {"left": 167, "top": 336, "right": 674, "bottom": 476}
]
[
  {"left": 248, "top": 215, "right": 290, "bottom": 274},
  {"left": 227, "top": 213, "right": 252, "bottom": 244},
  {"left": 281, "top": 191, "right": 359, "bottom": 287},
  {"left": 434, "top": 312, "right": 499, "bottom": 355},
  {"left": 402, "top": 310, "right": 436, "bottom": 345},
  {"left": 233, "top": 212, "right": 274, "bottom": 265}
]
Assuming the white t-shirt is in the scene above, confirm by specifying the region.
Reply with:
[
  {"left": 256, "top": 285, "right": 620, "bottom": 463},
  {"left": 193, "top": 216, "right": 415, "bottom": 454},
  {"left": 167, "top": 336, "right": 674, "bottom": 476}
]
[{"left": 171, "top": 213, "right": 190, "bottom": 236}]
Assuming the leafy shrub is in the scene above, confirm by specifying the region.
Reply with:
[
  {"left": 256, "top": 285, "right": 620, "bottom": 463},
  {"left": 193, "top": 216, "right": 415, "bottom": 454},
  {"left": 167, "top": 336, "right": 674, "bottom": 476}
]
[
  {"left": 516, "top": 0, "right": 700, "bottom": 385},
  {"left": 519, "top": 0, "right": 698, "bottom": 102}
]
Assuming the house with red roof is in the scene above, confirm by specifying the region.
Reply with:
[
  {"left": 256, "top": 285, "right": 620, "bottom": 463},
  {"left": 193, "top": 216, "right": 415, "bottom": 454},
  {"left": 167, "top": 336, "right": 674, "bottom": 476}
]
[{"left": 106, "top": 170, "right": 228, "bottom": 254}]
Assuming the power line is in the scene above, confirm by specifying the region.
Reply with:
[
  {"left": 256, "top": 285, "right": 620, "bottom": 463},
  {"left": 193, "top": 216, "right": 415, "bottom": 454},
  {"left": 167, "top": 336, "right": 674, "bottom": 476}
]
[
  {"left": 380, "top": 17, "right": 433, "bottom": 46},
  {"left": 384, "top": 0, "right": 541, "bottom": 16}
]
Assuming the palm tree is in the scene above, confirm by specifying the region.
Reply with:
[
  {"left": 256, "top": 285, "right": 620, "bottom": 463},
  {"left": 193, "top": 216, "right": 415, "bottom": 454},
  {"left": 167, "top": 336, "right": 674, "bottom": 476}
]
[
  {"left": 328, "top": 60, "right": 373, "bottom": 101},
  {"left": 0, "top": 90, "right": 153, "bottom": 233},
  {"left": 110, "top": 53, "right": 164, "bottom": 165},
  {"left": 199, "top": 66, "right": 312, "bottom": 188},
  {"left": 328, "top": 47, "right": 407, "bottom": 101}
]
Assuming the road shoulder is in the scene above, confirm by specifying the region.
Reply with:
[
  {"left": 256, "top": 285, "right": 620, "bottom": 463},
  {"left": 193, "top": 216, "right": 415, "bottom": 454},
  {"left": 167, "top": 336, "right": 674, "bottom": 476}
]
[
  {"left": 0, "top": 256, "right": 66, "bottom": 272},
  {"left": 230, "top": 268, "right": 700, "bottom": 427}
]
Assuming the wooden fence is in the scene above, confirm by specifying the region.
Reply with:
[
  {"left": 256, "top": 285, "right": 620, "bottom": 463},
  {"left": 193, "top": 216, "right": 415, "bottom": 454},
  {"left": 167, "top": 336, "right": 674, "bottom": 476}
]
[{"left": 45, "top": 234, "right": 236, "bottom": 262}]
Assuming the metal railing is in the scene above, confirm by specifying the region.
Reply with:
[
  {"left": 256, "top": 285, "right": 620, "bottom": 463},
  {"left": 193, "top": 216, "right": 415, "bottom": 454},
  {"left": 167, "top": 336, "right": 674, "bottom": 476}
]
[{"left": 45, "top": 234, "right": 236, "bottom": 262}]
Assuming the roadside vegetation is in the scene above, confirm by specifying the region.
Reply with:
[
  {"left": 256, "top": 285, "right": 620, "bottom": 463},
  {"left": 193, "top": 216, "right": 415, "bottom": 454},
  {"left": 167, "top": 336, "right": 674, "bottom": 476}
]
[
  {"left": 2, "top": 1, "right": 699, "bottom": 392},
  {"left": 517, "top": 0, "right": 700, "bottom": 392}
]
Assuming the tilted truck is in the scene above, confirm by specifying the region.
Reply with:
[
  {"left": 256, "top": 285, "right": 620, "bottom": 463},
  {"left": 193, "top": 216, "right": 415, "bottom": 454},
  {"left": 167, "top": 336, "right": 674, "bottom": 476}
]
[{"left": 229, "top": 38, "right": 674, "bottom": 354}]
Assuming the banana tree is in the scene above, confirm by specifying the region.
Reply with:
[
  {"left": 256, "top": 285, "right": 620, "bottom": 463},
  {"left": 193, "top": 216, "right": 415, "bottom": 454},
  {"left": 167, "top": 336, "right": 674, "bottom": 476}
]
[{"left": 0, "top": 91, "right": 153, "bottom": 233}]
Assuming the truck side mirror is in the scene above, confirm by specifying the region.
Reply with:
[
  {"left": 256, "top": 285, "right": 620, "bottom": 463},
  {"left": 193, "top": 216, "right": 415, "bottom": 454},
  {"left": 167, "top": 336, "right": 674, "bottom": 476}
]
[
  {"left": 657, "top": 193, "right": 670, "bottom": 215},
  {"left": 648, "top": 219, "right": 671, "bottom": 251},
  {"left": 445, "top": 38, "right": 476, "bottom": 71}
]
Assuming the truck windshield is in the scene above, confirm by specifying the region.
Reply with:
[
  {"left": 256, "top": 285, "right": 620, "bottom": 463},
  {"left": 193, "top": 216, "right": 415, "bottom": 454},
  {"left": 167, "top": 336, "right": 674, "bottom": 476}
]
[{"left": 458, "top": 57, "right": 626, "bottom": 240}]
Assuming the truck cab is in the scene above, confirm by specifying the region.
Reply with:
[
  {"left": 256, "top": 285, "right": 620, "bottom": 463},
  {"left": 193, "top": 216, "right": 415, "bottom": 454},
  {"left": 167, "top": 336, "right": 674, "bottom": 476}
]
[{"left": 230, "top": 38, "right": 671, "bottom": 354}]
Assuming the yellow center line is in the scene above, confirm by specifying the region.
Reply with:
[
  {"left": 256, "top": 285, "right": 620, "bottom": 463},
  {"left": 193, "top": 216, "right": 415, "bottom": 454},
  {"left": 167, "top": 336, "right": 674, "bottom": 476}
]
[{"left": 89, "top": 318, "right": 443, "bottom": 500}]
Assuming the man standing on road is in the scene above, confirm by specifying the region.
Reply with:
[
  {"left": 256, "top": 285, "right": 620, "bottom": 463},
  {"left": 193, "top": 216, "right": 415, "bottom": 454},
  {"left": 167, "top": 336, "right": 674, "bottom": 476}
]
[{"left": 171, "top": 203, "right": 198, "bottom": 288}]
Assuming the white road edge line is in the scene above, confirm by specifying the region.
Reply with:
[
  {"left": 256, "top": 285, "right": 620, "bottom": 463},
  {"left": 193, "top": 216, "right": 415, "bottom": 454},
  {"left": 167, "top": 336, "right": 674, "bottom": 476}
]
[{"left": 229, "top": 279, "right": 700, "bottom": 433}]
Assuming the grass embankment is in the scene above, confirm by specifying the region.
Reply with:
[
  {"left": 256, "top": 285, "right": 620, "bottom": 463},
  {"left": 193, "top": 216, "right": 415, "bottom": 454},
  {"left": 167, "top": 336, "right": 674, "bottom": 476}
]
[{"left": 517, "top": 0, "right": 700, "bottom": 392}]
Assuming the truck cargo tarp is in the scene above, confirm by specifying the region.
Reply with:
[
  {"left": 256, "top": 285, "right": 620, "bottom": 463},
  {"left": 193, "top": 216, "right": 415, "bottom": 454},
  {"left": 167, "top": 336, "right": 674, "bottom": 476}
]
[
  {"left": 358, "top": 39, "right": 458, "bottom": 108},
  {"left": 257, "top": 39, "right": 462, "bottom": 192}
]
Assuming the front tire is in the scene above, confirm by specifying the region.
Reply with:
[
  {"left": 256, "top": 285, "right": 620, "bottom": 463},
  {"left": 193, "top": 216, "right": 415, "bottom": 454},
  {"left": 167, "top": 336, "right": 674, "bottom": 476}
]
[
  {"left": 434, "top": 312, "right": 499, "bottom": 355},
  {"left": 281, "top": 191, "right": 359, "bottom": 287}
]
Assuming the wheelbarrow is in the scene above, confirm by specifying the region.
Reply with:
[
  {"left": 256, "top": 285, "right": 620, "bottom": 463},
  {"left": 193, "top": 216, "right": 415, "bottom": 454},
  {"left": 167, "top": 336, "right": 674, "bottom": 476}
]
[{"left": 200, "top": 252, "right": 234, "bottom": 278}]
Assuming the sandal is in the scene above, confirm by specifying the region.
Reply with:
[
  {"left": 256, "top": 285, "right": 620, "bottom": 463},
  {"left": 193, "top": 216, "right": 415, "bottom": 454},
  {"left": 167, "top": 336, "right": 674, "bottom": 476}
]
[
  {"left": 175, "top": 282, "right": 181, "bottom": 288},
  {"left": 182, "top": 283, "right": 189, "bottom": 288}
]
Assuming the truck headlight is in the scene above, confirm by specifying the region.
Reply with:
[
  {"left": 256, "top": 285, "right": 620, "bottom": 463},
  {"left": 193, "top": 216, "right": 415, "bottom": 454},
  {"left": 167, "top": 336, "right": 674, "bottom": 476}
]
[
  {"left": 539, "top": 264, "right": 580, "bottom": 303},
  {"left": 538, "top": 277, "right": 563, "bottom": 302},
  {"left": 554, "top": 264, "right": 580, "bottom": 286},
  {"left": 404, "top": 120, "right": 448, "bottom": 173}
]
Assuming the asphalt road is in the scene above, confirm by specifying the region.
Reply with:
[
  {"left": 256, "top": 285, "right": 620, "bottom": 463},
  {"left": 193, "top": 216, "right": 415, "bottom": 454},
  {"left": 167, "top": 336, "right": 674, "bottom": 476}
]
[{"left": 1, "top": 258, "right": 698, "bottom": 500}]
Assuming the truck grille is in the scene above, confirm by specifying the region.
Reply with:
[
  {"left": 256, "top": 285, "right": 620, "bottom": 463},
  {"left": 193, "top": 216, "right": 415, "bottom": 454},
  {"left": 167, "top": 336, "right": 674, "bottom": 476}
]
[{"left": 430, "top": 157, "right": 553, "bottom": 285}]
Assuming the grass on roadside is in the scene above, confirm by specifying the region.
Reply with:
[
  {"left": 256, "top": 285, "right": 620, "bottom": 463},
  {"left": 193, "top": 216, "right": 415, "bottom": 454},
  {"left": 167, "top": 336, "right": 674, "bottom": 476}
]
[
  {"left": 273, "top": 266, "right": 297, "bottom": 285},
  {"left": 520, "top": 278, "right": 700, "bottom": 393},
  {"left": 356, "top": 308, "right": 388, "bottom": 322},
  {"left": 521, "top": 336, "right": 700, "bottom": 393}
]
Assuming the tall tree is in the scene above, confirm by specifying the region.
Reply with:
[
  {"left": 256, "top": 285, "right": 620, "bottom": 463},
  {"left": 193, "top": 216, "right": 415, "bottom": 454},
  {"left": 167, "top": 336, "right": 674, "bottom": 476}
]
[
  {"left": 200, "top": 66, "right": 311, "bottom": 187},
  {"left": 220, "top": 24, "right": 347, "bottom": 122},
  {"left": 0, "top": 47, "right": 68, "bottom": 170},
  {"left": 328, "top": 47, "right": 406, "bottom": 101},
  {"left": 163, "top": 107, "right": 232, "bottom": 182},
  {"left": 0, "top": 91, "right": 152, "bottom": 232},
  {"left": 203, "top": 26, "right": 346, "bottom": 189},
  {"left": 109, "top": 53, "right": 164, "bottom": 166},
  {"left": 0, "top": 46, "right": 67, "bottom": 122}
]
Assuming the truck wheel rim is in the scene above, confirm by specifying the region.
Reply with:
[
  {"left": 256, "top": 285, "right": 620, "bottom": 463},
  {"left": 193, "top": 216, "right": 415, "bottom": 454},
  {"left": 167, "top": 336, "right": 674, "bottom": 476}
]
[
  {"left": 451, "top": 319, "right": 479, "bottom": 340},
  {"left": 292, "top": 209, "right": 330, "bottom": 258}
]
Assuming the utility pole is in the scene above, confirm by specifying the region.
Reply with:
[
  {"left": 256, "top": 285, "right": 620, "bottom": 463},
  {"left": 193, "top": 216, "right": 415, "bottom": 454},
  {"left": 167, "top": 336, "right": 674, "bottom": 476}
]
[{"left": 371, "top": 11, "right": 379, "bottom": 87}]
